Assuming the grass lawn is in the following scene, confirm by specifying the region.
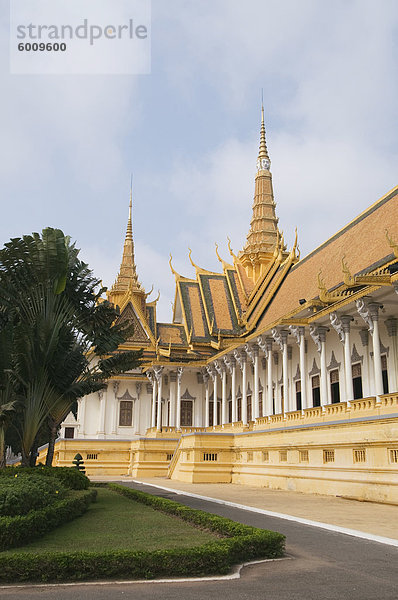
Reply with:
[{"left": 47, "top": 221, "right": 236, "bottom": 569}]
[{"left": 2, "top": 488, "right": 218, "bottom": 554}]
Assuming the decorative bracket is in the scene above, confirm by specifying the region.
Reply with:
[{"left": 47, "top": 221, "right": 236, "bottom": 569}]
[
  {"left": 153, "top": 366, "right": 164, "bottom": 382},
  {"left": 233, "top": 349, "right": 246, "bottom": 371},
  {"left": 271, "top": 328, "right": 283, "bottom": 351},
  {"left": 256, "top": 335, "right": 269, "bottom": 357},
  {"left": 309, "top": 325, "right": 322, "bottom": 353},
  {"left": 355, "top": 298, "right": 374, "bottom": 333},
  {"left": 329, "top": 312, "right": 345, "bottom": 343}
]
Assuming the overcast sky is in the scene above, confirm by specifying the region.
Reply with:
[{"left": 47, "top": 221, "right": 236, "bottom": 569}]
[{"left": 1, "top": 0, "right": 397, "bottom": 321}]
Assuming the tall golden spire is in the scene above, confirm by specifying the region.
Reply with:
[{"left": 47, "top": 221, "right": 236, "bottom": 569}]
[
  {"left": 107, "top": 179, "right": 145, "bottom": 308},
  {"left": 256, "top": 103, "right": 270, "bottom": 171},
  {"left": 238, "top": 103, "right": 285, "bottom": 281}
]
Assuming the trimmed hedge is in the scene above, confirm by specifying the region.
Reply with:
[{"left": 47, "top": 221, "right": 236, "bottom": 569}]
[
  {"left": 0, "top": 484, "right": 284, "bottom": 583},
  {"left": 0, "top": 476, "right": 66, "bottom": 516},
  {"left": 0, "top": 488, "right": 97, "bottom": 552},
  {"left": 0, "top": 466, "right": 90, "bottom": 490}
]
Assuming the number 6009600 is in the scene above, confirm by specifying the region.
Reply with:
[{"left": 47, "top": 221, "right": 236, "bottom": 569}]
[{"left": 18, "top": 42, "right": 67, "bottom": 51}]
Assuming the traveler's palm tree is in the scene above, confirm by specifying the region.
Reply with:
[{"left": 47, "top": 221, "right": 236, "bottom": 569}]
[{"left": 0, "top": 228, "right": 141, "bottom": 466}]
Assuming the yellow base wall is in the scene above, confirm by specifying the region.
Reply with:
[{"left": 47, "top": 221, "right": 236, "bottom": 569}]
[
  {"left": 38, "top": 437, "right": 179, "bottom": 478},
  {"left": 38, "top": 395, "right": 398, "bottom": 504},
  {"left": 168, "top": 396, "right": 398, "bottom": 504}
]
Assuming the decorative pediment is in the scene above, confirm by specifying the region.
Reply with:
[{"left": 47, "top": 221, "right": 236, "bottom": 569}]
[
  {"left": 117, "top": 302, "right": 150, "bottom": 344},
  {"left": 327, "top": 351, "right": 341, "bottom": 371},
  {"left": 181, "top": 387, "right": 195, "bottom": 400},
  {"left": 309, "top": 358, "right": 320, "bottom": 376},
  {"left": 118, "top": 389, "right": 134, "bottom": 401},
  {"left": 351, "top": 344, "right": 363, "bottom": 364},
  {"left": 293, "top": 364, "right": 301, "bottom": 382}
]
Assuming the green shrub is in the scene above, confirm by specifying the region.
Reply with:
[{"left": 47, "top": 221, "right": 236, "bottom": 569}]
[
  {"left": 0, "top": 466, "right": 89, "bottom": 490},
  {"left": 0, "top": 488, "right": 97, "bottom": 551},
  {"left": 0, "top": 476, "right": 66, "bottom": 517},
  {"left": 0, "top": 485, "right": 284, "bottom": 583}
]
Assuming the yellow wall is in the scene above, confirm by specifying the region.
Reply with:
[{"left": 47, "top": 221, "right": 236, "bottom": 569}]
[{"left": 41, "top": 394, "right": 398, "bottom": 504}]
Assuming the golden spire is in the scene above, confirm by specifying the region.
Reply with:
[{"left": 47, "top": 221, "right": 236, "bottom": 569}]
[
  {"left": 107, "top": 179, "right": 145, "bottom": 306},
  {"left": 256, "top": 101, "right": 270, "bottom": 172},
  {"left": 238, "top": 101, "right": 286, "bottom": 281},
  {"left": 126, "top": 178, "right": 133, "bottom": 241}
]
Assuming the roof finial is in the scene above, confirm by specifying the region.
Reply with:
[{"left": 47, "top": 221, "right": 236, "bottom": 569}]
[
  {"left": 126, "top": 174, "right": 133, "bottom": 241},
  {"left": 257, "top": 94, "right": 270, "bottom": 172}
]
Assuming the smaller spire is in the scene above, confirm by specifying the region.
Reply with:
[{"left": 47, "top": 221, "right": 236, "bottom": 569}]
[
  {"left": 126, "top": 175, "right": 133, "bottom": 241},
  {"left": 257, "top": 100, "right": 270, "bottom": 172},
  {"left": 109, "top": 178, "right": 144, "bottom": 300}
]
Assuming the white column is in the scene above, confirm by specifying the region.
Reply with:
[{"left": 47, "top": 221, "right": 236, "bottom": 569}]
[
  {"left": 359, "top": 329, "right": 371, "bottom": 397},
  {"left": 319, "top": 327, "right": 328, "bottom": 407},
  {"left": 151, "top": 381, "right": 157, "bottom": 428},
  {"left": 369, "top": 303, "right": 384, "bottom": 398},
  {"left": 111, "top": 381, "right": 119, "bottom": 435},
  {"left": 147, "top": 372, "right": 157, "bottom": 428},
  {"left": 169, "top": 372, "right": 176, "bottom": 427},
  {"left": 281, "top": 331, "right": 289, "bottom": 414},
  {"left": 292, "top": 328, "right": 306, "bottom": 411},
  {"left": 385, "top": 318, "right": 398, "bottom": 392},
  {"left": 253, "top": 347, "right": 260, "bottom": 420},
  {"left": 231, "top": 358, "right": 237, "bottom": 423},
  {"left": 135, "top": 383, "right": 142, "bottom": 433},
  {"left": 97, "top": 389, "right": 106, "bottom": 438},
  {"left": 267, "top": 339, "right": 273, "bottom": 416},
  {"left": 213, "top": 373, "right": 218, "bottom": 426},
  {"left": 221, "top": 368, "right": 227, "bottom": 425},
  {"left": 241, "top": 357, "right": 247, "bottom": 424},
  {"left": 154, "top": 366, "right": 163, "bottom": 431},
  {"left": 341, "top": 316, "right": 354, "bottom": 404},
  {"left": 77, "top": 397, "right": 86, "bottom": 438},
  {"left": 176, "top": 367, "right": 183, "bottom": 429},
  {"left": 204, "top": 374, "right": 210, "bottom": 428}
]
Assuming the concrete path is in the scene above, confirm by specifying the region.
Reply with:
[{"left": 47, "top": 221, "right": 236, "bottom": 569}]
[{"left": 92, "top": 475, "right": 398, "bottom": 541}]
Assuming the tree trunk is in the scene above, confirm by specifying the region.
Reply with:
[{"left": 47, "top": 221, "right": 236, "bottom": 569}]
[
  {"left": 20, "top": 445, "right": 29, "bottom": 467},
  {"left": 0, "top": 428, "right": 5, "bottom": 469},
  {"left": 29, "top": 437, "right": 39, "bottom": 467},
  {"left": 45, "top": 420, "right": 58, "bottom": 467}
]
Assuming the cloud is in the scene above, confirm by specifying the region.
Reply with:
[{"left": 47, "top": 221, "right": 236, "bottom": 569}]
[{"left": 1, "top": 0, "right": 397, "bottom": 325}]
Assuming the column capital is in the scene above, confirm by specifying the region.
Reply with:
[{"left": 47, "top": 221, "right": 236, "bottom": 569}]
[
  {"left": 256, "top": 335, "right": 268, "bottom": 357},
  {"left": 244, "top": 342, "right": 258, "bottom": 365},
  {"left": 146, "top": 370, "right": 154, "bottom": 384},
  {"left": 289, "top": 325, "right": 305, "bottom": 345},
  {"left": 271, "top": 327, "right": 284, "bottom": 351},
  {"left": 98, "top": 390, "right": 104, "bottom": 401},
  {"left": 368, "top": 302, "right": 382, "bottom": 321},
  {"left": 214, "top": 359, "right": 225, "bottom": 377},
  {"left": 176, "top": 366, "right": 183, "bottom": 382},
  {"left": 135, "top": 382, "right": 142, "bottom": 397},
  {"left": 356, "top": 298, "right": 374, "bottom": 332},
  {"left": 309, "top": 324, "right": 328, "bottom": 352},
  {"left": 153, "top": 365, "right": 164, "bottom": 382},
  {"left": 233, "top": 349, "right": 246, "bottom": 370},
  {"left": 206, "top": 365, "right": 216, "bottom": 382},
  {"left": 112, "top": 381, "right": 120, "bottom": 396},
  {"left": 317, "top": 325, "right": 328, "bottom": 343},
  {"left": 223, "top": 355, "right": 235, "bottom": 374},
  {"left": 200, "top": 367, "right": 209, "bottom": 384}
]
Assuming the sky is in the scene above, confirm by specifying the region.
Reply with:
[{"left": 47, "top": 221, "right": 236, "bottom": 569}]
[{"left": 1, "top": 0, "right": 397, "bottom": 322}]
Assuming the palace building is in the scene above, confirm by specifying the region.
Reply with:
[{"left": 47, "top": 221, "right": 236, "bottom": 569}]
[{"left": 55, "top": 108, "right": 398, "bottom": 503}]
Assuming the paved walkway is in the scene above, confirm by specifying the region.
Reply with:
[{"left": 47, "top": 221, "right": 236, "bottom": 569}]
[{"left": 92, "top": 476, "right": 398, "bottom": 541}]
